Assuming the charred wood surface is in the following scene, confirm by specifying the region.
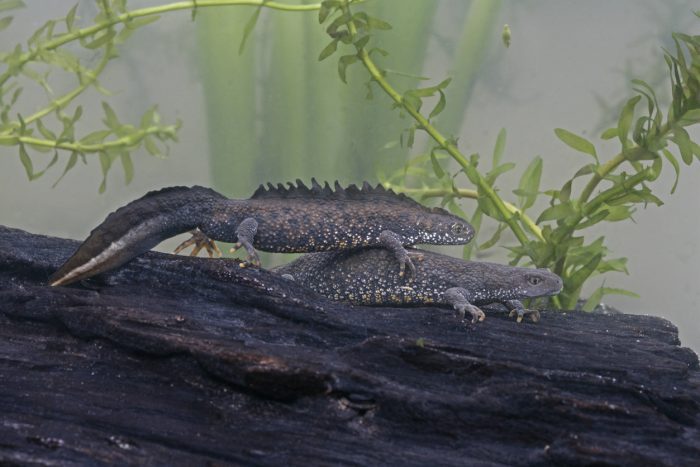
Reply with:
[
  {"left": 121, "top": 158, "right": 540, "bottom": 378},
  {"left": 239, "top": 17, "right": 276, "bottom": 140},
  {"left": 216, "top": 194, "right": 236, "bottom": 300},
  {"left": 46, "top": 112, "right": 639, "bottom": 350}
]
[{"left": 0, "top": 226, "right": 698, "bottom": 466}]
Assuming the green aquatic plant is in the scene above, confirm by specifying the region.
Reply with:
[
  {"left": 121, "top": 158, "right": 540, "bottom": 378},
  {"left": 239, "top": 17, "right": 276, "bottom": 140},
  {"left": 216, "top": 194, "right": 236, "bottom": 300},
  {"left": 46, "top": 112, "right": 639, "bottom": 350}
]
[
  {"left": 317, "top": 1, "right": 700, "bottom": 309},
  {"left": 0, "top": 0, "right": 322, "bottom": 192}
]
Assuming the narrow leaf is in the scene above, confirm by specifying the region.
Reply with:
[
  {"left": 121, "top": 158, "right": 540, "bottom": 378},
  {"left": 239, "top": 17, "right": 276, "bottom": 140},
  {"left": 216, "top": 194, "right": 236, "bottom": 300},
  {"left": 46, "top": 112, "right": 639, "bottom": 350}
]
[
  {"left": 36, "top": 119, "right": 56, "bottom": 140},
  {"left": 120, "top": 152, "right": 134, "bottom": 184},
  {"left": 0, "top": 0, "right": 24, "bottom": 12},
  {"left": 238, "top": 6, "right": 262, "bottom": 55},
  {"left": 600, "top": 127, "right": 618, "bottom": 140},
  {"left": 566, "top": 253, "right": 603, "bottom": 293},
  {"left": 429, "top": 90, "right": 446, "bottom": 119},
  {"left": 662, "top": 149, "right": 680, "bottom": 193},
  {"left": 318, "top": 39, "right": 338, "bottom": 61},
  {"left": 617, "top": 95, "right": 641, "bottom": 149},
  {"left": 673, "top": 126, "right": 693, "bottom": 164},
  {"left": 492, "top": 128, "right": 506, "bottom": 167},
  {"left": 98, "top": 151, "right": 111, "bottom": 193},
  {"left": 429, "top": 149, "right": 445, "bottom": 178},
  {"left": 478, "top": 224, "right": 506, "bottom": 251},
  {"left": 554, "top": 128, "right": 598, "bottom": 162},
  {"left": 515, "top": 156, "right": 542, "bottom": 210},
  {"left": 536, "top": 201, "right": 576, "bottom": 223},
  {"left": 486, "top": 162, "right": 515, "bottom": 184},
  {"left": 101, "top": 101, "right": 119, "bottom": 129},
  {"left": 52, "top": 152, "right": 78, "bottom": 187},
  {"left": 337, "top": 54, "right": 358, "bottom": 83},
  {"left": 65, "top": 3, "right": 77, "bottom": 30},
  {"left": 0, "top": 16, "right": 12, "bottom": 31},
  {"left": 18, "top": 144, "right": 34, "bottom": 180}
]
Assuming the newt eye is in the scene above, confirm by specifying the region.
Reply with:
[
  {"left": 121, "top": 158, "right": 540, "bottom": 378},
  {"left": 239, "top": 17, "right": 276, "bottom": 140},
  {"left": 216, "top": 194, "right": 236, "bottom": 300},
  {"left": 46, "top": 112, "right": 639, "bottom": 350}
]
[
  {"left": 528, "top": 276, "right": 543, "bottom": 285},
  {"left": 451, "top": 223, "right": 464, "bottom": 234}
]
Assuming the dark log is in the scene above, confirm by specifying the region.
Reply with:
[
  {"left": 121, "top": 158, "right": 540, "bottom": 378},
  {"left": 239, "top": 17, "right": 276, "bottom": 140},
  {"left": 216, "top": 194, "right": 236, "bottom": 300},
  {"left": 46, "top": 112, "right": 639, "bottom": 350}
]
[{"left": 0, "top": 225, "right": 698, "bottom": 466}]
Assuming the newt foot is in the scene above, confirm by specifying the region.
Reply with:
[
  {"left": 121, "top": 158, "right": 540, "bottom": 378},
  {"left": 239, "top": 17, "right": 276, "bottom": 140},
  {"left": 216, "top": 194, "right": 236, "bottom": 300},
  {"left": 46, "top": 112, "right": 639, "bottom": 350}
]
[
  {"left": 174, "top": 229, "right": 222, "bottom": 258},
  {"left": 508, "top": 308, "right": 541, "bottom": 323}
]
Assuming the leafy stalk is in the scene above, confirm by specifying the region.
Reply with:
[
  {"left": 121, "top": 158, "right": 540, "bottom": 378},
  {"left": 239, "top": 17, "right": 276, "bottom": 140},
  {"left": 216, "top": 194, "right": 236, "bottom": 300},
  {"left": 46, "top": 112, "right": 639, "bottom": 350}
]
[{"left": 321, "top": 1, "right": 700, "bottom": 310}]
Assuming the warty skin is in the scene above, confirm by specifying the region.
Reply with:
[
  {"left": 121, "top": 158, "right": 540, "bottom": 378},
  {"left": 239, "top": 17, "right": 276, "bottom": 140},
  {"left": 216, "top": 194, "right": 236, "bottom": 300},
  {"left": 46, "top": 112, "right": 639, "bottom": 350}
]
[
  {"left": 275, "top": 247, "right": 563, "bottom": 323},
  {"left": 49, "top": 180, "right": 474, "bottom": 287}
]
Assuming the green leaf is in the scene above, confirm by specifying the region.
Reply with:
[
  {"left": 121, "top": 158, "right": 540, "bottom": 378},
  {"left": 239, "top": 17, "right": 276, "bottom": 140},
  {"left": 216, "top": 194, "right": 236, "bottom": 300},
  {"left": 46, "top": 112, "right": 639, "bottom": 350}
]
[
  {"left": 238, "top": 5, "right": 261, "bottom": 55},
  {"left": 575, "top": 209, "right": 609, "bottom": 230},
  {"left": 365, "top": 15, "right": 392, "bottom": 30},
  {"left": 582, "top": 287, "right": 605, "bottom": 312},
  {"left": 0, "top": 16, "right": 12, "bottom": 31},
  {"left": 0, "top": 0, "right": 24, "bottom": 12},
  {"left": 120, "top": 152, "right": 134, "bottom": 184},
  {"left": 554, "top": 128, "right": 598, "bottom": 162},
  {"left": 536, "top": 201, "right": 577, "bottom": 223},
  {"left": 101, "top": 101, "right": 119, "bottom": 130},
  {"left": 65, "top": 3, "right": 77, "bottom": 30},
  {"left": 673, "top": 126, "right": 693, "bottom": 164},
  {"left": 31, "top": 150, "right": 58, "bottom": 179},
  {"left": 477, "top": 196, "right": 503, "bottom": 221},
  {"left": 478, "top": 224, "right": 506, "bottom": 251},
  {"left": 566, "top": 253, "right": 603, "bottom": 294},
  {"left": 18, "top": 144, "right": 34, "bottom": 180},
  {"left": 402, "top": 92, "right": 422, "bottom": 112},
  {"left": 98, "top": 151, "right": 111, "bottom": 193},
  {"left": 337, "top": 54, "right": 358, "bottom": 83},
  {"left": 486, "top": 162, "right": 515, "bottom": 184},
  {"left": 429, "top": 149, "right": 445, "bottom": 179},
  {"left": 601, "top": 287, "right": 639, "bottom": 298},
  {"left": 52, "top": 151, "right": 78, "bottom": 188},
  {"left": 515, "top": 156, "right": 542, "bottom": 210},
  {"left": 318, "top": 1, "right": 338, "bottom": 23},
  {"left": 80, "top": 129, "right": 111, "bottom": 145},
  {"left": 597, "top": 257, "right": 629, "bottom": 275},
  {"left": 144, "top": 137, "right": 161, "bottom": 157},
  {"left": 617, "top": 95, "right": 641, "bottom": 149},
  {"left": 502, "top": 24, "right": 511, "bottom": 48},
  {"left": 600, "top": 127, "right": 618, "bottom": 140},
  {"left": 405, "top": 126, "right": 415, "bottom": 148},
  {"left": 429, "top": 90, "right": 446, "bottom": 119},
  {"left": 662, "top": 149, "right": 680, "bottom": 193},
  {"left": 558, "top": 180, "right": 572, "bottom": 203},
  {"left": 492, "top": 128, "right": 506, "bottom": 168},
  {"left": 582, "top": 286, "right": 638, "bottom": 312},
  {"left": 36, "top": 119, "right": 56, "bottom": 140},
  {"left": 354, "top": 35, "right": 370, "bottom": 51},
  {"left": 84, "top": 30, "right": 116, "bottom": 50},
  {"left": 318, "top": 39, "right": 339, "bottom": 61},
  {"left": 462, "top": 208, "right": 482, "bottom": 260},
  {"left": 602, "top": 204, "right": 634, "bottom": 221}
]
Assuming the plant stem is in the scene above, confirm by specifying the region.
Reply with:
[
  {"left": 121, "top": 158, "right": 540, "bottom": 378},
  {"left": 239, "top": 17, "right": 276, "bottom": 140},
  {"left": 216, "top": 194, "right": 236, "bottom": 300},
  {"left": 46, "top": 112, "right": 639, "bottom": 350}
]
[
  {"left": 3, "top": 126, "right": 166, "bottom": 153},
  {"left": 342, "top": 1, "right": 533, "bottom": 246},
  {"left": 0, "top": 0, "right": 321, "bottom": 89},
  {"left": 23, "top": 45, "right": 113, "bottom": 126}
]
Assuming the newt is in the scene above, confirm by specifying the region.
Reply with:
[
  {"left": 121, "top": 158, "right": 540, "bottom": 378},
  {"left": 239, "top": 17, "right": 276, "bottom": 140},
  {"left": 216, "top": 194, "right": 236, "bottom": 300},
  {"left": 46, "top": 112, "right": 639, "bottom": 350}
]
[
  {"left": 50, "top": 180, "right": 474, "bottom": 287},
  {"left": 275, "top": 247, "right": 563, "bottom": 323}
]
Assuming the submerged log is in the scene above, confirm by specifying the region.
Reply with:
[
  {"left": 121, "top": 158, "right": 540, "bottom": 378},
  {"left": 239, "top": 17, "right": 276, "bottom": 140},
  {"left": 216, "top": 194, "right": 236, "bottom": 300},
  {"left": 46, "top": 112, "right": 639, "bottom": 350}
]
[{"left": 0, "top": 225, "right": 698, "bottom": 465}]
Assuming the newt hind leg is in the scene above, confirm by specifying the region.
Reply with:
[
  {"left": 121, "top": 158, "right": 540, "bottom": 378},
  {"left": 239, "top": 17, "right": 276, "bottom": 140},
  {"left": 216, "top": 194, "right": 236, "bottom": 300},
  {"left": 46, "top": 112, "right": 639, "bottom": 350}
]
[
  {"left": 228, "top": 217, "right": 260, "bottom": 267},
  {"left": 174, "top": 228, "right": 222, "bottom": 258}
]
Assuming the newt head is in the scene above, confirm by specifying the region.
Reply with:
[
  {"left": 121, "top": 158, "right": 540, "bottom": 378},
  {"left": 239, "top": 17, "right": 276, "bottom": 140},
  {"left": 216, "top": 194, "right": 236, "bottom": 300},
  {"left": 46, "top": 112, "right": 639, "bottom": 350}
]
[
  {"left": 414, "top": 208, "right": 475, "bottom": 245},
  {"left": 516, "top": 269, "right": 563, "bottom": 298}
]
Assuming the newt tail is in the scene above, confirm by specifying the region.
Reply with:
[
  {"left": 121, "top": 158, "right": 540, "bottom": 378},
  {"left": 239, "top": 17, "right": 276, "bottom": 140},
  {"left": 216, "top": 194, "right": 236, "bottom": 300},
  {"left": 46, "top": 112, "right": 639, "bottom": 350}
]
[{"left": 50, "top": 180, "right": 474, "bottom": 287}]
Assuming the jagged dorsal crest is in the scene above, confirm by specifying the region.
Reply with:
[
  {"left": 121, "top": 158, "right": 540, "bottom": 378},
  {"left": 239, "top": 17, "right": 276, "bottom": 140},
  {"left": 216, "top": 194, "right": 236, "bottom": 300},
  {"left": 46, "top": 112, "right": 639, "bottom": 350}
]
[{"left": 250, "top": 178, "right": 452, "bottom": 215}]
